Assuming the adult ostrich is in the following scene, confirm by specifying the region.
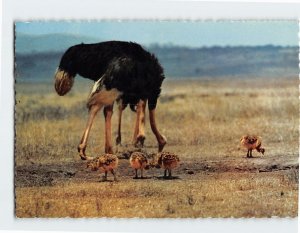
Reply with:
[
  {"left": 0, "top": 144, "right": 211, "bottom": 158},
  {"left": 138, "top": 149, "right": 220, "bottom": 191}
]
[{"left": 54, "top": 41, "right": 167, "bottom": 160}]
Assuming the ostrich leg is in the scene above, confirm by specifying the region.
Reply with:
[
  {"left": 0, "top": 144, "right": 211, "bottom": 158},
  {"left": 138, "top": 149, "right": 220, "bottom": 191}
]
[
  {"left": 78, "top": 104, "right": 102, "bottom": 160},
  {"left": 149, "top": 108, "right": 166, "bottom": 152},
  {"left": 133, "top": 99, "right": 147, "bottom": 147},
  {"left": 104, "top": 105, "right": 114, "bottom": 154},
  {"left": 137, "top": 99, "right": 147, "bottom": 146},
  {"left": 78, "top": 86, "right": 121, "bottom": 160},
  {"left": 132, "top": 102, "right": 140, "bottom": 145},
  {"left": 116, "top": 101, "right": 126, "bottom": 146}
]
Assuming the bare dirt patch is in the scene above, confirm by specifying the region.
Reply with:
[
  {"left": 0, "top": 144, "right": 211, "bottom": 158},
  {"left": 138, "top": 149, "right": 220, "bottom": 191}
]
[{"left": 15, "top": 149, "right": 298, "bottom": 188}]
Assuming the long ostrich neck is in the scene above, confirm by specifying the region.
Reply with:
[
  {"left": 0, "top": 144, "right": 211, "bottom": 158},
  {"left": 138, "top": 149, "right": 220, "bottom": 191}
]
[{"left": 58, "top": 55, "right": 76, "bottom": 77}]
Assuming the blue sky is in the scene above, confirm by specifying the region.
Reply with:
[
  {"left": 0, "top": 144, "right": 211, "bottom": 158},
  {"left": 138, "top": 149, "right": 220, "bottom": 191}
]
[{"left": 16, "top": 21, "right": 298, "bottom": 47}]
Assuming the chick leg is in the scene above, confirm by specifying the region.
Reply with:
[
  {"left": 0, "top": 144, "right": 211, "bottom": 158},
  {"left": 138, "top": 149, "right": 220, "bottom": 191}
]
[{"left": 111, "top": 169, "right": 118, "bottom": 182}]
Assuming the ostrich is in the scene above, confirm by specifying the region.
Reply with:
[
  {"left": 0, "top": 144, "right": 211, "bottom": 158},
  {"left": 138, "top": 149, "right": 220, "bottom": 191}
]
[
  {"left": 240, "top": 135, "right": 265, "bottom": 158},
  {"left": 156, "top": 151, "right": 180, "bottom": 178},
  {"left": 87, "top": 154, "right": 118, "bottom": 181},
  {"left": 54, "top": 41, "right": 167, "bottom": 160},
  {"left": 129, "top": 151, "right": 150, "bottom": 179}
]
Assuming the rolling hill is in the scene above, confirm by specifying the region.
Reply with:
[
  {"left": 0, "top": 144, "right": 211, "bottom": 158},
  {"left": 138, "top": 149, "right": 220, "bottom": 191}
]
[{"left": 15, "top": 34, "right": 298, "bottom": 82}]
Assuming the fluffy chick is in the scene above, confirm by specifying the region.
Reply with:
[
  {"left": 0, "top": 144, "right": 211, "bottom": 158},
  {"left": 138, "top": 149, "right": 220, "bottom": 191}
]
[
  {"left": 87, "top": 153, "right": 118, "bottom": 181},
  {"left": 129, "top": 151, "right": 150, "bottom": 179},
  {"left": 156, "top": 151, "right": 180, "bottom": 178},
  {"left": 240, "top": 135, "right": 265, "bottom": 158}
]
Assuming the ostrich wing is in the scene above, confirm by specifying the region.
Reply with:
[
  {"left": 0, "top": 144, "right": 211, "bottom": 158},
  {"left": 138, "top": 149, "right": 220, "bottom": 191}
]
[{"left": 89, "top": 75, "right": 105, "bottom": 98}]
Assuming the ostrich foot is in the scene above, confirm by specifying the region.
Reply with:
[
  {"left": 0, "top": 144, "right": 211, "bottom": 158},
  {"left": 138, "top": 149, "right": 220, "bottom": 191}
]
[
  {"left": 158, "top": 135, "right": 167, "bottom": 152},
  {"left": 116, "top": 135, "right": 122, "bottom": 146},
  {"left": 78, "top": 144, "right": 93, "bottom": 160},
  {"left": 134, "top": 135, "right": 146, "bottom": 148}
]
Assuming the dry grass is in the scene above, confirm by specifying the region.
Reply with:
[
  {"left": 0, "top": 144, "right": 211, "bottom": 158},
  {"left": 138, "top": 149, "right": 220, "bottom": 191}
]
[
  {"left": 16, "top": 172, "right": 297, "bottom": 218},
  {"left": 15, "top": 77, "right": 299, "bottom": 217}
]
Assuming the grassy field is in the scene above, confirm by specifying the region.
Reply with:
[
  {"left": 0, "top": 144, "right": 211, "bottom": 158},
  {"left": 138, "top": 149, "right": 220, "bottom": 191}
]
[{"left": 15, "top": 77, "right": 299, "bottom": 218}]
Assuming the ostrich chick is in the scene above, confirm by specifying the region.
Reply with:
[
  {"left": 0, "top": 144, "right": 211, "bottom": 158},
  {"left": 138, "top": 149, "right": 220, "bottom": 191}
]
[
  {"left": 87, "top": 154, "right": 118, "bottom": 181},
  {"left": 240, "top": 135, "right": 265, "bottom": 158},
  {"left": 129, "top": 152, "right": 150, "bottom": 179},
  {"left": 157, "top": 151, "right": 180, "bottom": 178}
]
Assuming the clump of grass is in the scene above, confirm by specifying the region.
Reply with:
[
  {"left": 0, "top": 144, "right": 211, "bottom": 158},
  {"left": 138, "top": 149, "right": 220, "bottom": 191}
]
[{"left": 285, "top": 168, "right": 299, "bottom": 186}]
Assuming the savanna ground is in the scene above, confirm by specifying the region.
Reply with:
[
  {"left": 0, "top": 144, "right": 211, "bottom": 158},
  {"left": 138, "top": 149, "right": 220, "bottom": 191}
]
[{"left": 15, "top": 77, "right": 298, "bottom": 218}]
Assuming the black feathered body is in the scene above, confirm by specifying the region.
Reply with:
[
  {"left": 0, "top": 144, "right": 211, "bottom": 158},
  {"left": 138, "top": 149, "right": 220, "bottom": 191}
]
[{"left": 58, "top": 41, "right": 165, "bottom": 109}]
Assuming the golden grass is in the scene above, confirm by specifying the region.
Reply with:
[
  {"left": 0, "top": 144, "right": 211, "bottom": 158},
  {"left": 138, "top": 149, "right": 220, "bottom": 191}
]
[
  {"left": 16, "top": 172, "right": 298, "bottom": 218},
  {"left": 15, "top": 77, "right": 299, "bottom": 217}
]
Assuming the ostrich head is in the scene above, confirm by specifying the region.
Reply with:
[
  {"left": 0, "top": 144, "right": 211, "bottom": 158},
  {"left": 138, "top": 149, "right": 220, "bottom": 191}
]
[
  {"left": 54, "top": 45, "right": 78, "bottom": 96},
  {"left": 54, "top": 68, "right": 74, "bottom": 96}
]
